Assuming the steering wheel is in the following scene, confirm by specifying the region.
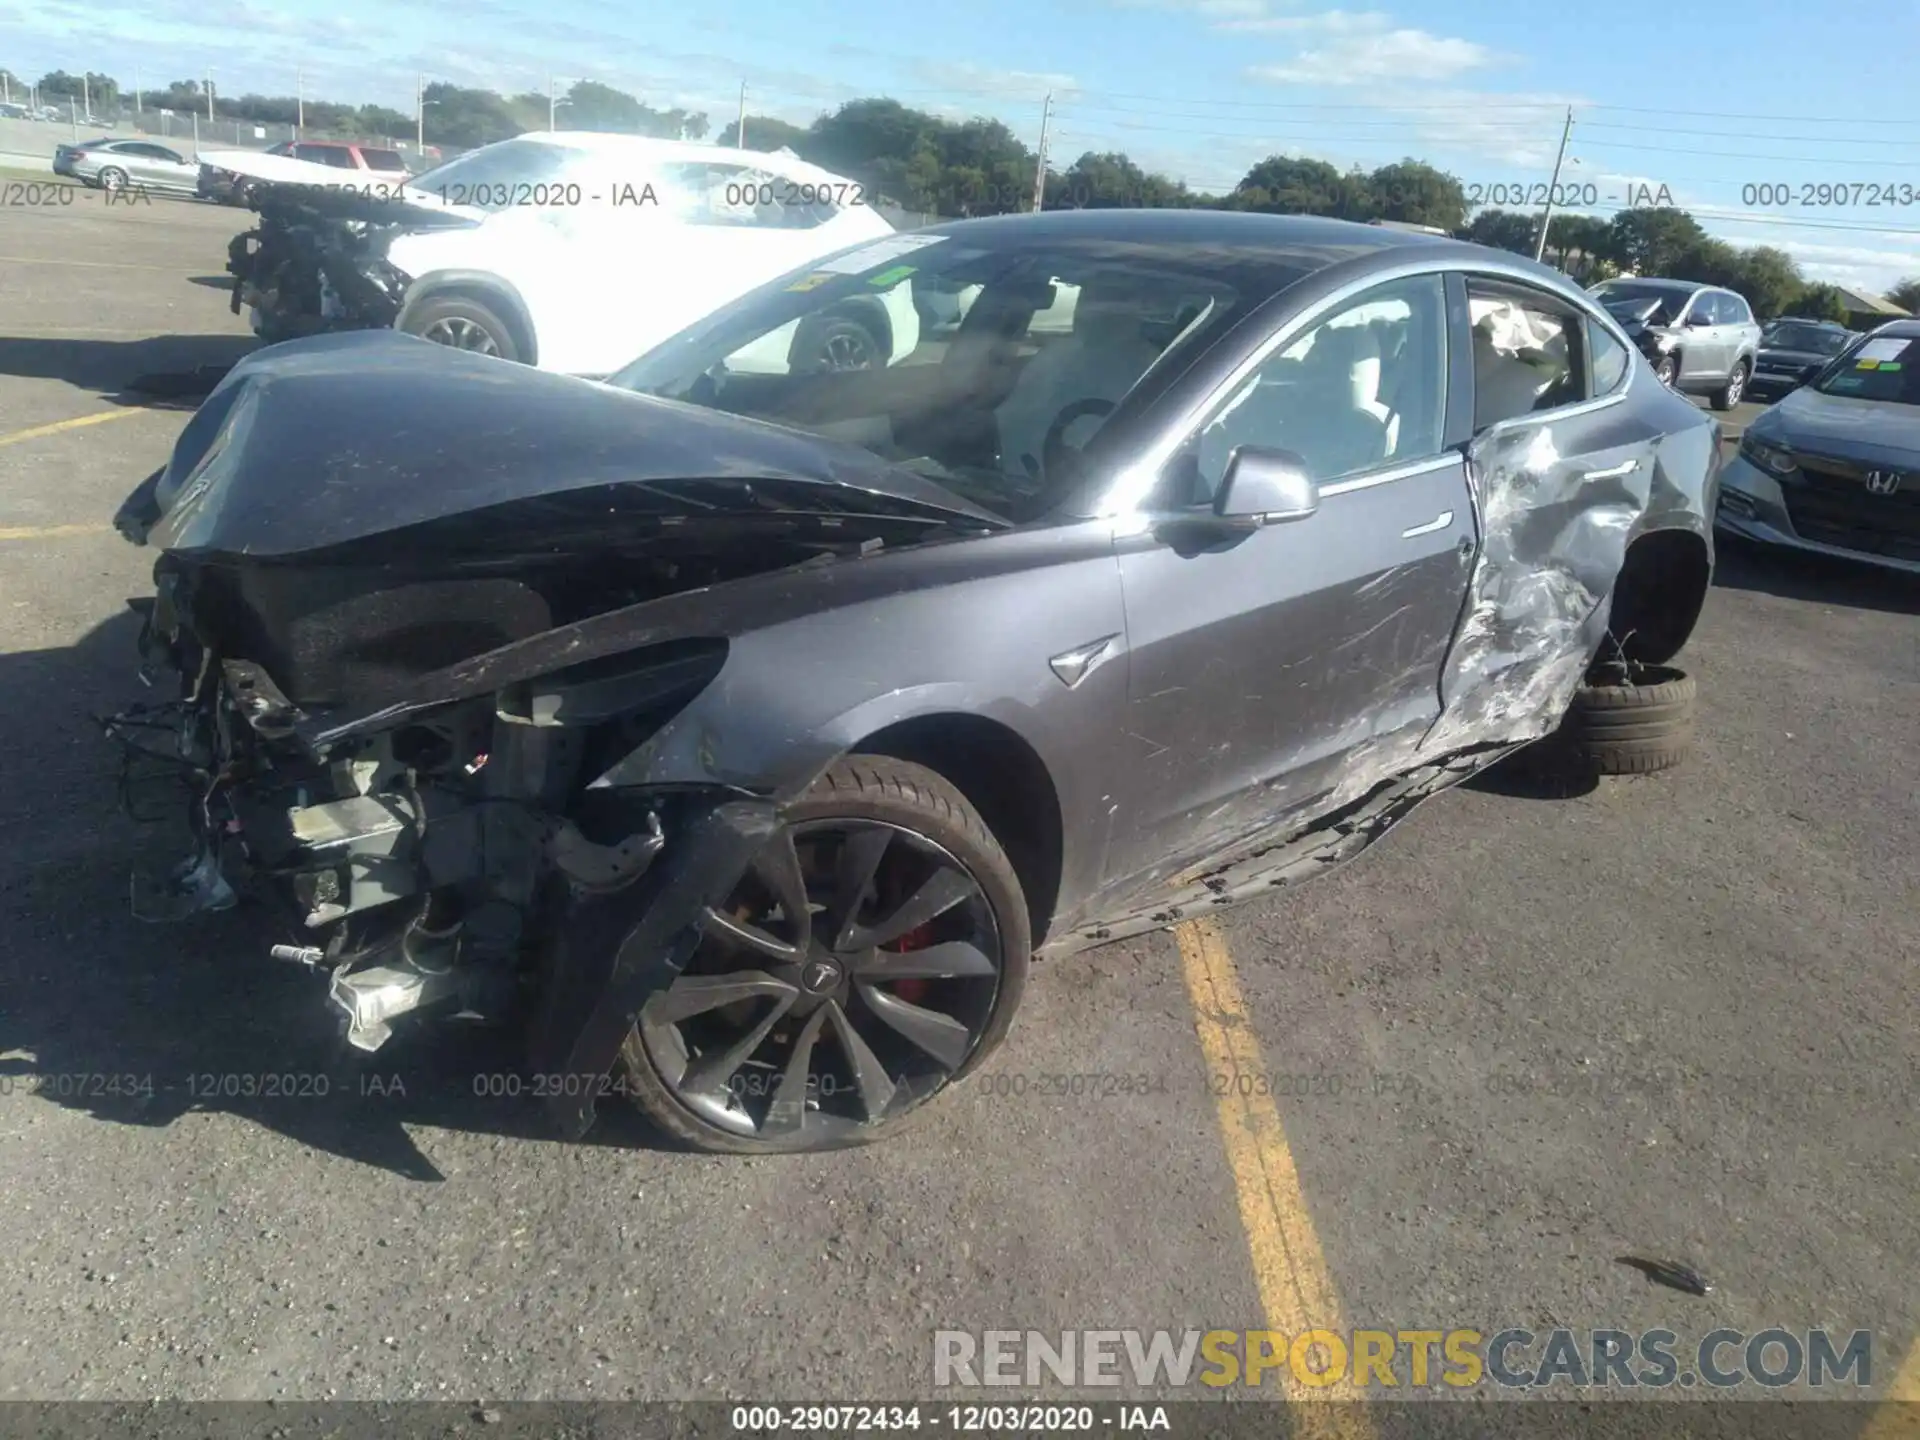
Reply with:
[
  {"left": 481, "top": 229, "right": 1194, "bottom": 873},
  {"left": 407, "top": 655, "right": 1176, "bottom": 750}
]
[{"left": 1040, "top": 398, "right": 1117, "bottom": 484}]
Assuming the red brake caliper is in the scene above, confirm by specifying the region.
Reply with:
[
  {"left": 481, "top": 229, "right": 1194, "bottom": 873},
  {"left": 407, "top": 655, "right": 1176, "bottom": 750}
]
[{"left": 888, "top": 922, "right": 935, "bottom": 1004}]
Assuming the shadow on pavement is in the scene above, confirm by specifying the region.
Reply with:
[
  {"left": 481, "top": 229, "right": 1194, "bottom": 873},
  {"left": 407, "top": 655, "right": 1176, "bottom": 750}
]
[
  {"left": 0, "top": 610, "right": 668, "bottom": 1180},
  {"left": 1713, "top": 536, "right": 1920, "bottom": 617},
  {"left": 0, "top": 334, "right": 257, "bottom": 404}
]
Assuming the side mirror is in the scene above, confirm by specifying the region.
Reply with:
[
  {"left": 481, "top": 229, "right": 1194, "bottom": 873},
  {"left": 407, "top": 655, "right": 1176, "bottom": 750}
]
[
  {"left": 1213, "top": 447, "right": 1320, "bottom": 527},
  {"left": 1686, "top": 312, "right": 1714, "bottom": 328}
]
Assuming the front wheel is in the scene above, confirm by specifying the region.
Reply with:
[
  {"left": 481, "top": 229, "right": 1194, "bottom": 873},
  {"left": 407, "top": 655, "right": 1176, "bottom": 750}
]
[
  {"left": 1653, "top": 353, "right": 1678, "bottom": 388},
  {"left": 791, "top": 313, "right": 884, "bottom": 373},
  {"left": 96, "top": 166, "right": 128, "bottom": 192},
  {"left": 1710, "top": 360, "right": 1749, "bottom": 411},
  {"left": 399, "top": 294, "right": 524, "bottom": 364},
  {"left": 616, "top": 756, "right": 1030, "bottom": 1154}
]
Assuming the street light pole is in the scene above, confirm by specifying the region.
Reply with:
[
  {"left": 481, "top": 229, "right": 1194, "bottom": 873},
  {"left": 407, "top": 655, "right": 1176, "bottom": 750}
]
[
  {"left": 1031, "top": 91, "right": 1053, "bottom": 212},
  {"left": 296, "top": 69, "right": 304, "bottom": 136},
  {"left": 1534, "top": 106, "right": 1575, "bottom": 263},
  {"left": 205, "top": 73, "right": 214, "bottom": 121},
  {"left": 736, "top": 81, "right": 746, "bottom": 148},
  {"left": 416, "top": 74, "right": 425, "bottom": 151}
]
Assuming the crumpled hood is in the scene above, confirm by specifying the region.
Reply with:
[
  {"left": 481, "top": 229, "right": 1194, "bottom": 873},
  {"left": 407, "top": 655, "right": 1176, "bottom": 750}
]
[
  {"left": 117, "top": 330, "right": 1006, "bottom": 557},
  {"left": 1749, "top": 385, "right": 1920, "bottom": 467}
]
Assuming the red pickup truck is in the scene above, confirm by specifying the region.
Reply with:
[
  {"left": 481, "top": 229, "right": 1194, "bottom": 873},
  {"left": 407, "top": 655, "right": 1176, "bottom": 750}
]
[{"left": 199, "top": 140, "right": 418, "bottom": 205}]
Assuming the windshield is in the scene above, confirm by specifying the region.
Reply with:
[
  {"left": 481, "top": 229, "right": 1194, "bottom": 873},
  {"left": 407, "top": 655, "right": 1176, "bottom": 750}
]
[
  {"left": 609, "top": 230, "right": 1289, "bottom": 522},
  {"left": 1813, "top": 334, "right": 1920, "bottom": 405},
  {"left": 1595, "top": 283, "right": 1687, "bottom": 327},
  {"left": 1765, "top": 323, "right": 1849, "bottom": 355},
  {"left": 407, "top": 137, "right": 589, "bottom": 208}
]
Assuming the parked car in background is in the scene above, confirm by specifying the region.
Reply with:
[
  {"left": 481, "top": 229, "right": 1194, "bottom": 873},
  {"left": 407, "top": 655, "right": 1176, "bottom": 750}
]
[
  {"left": 1719, "top": 319, "right": 1920, "bottom": 572},
  {"left": 0, "top": 102, "right": 30, "bottom": 120},
  {"left": 200, "top": 138, "right": 413, "bottom": 204},
  {"left": 110, "top": 211, "right": 1717, "bottom": 1153},
  {"left": 1589, "top": 277, "right": 1763, "bottom": 410},
  {"left": 1750, "top": 318, "right": 1856, "bottom": 399},
  {"left": 218, "top": 131, "right": 921, "bottom": 378},
  {"left": 53, "top": 137, "right": 200, "bottom": 194}
]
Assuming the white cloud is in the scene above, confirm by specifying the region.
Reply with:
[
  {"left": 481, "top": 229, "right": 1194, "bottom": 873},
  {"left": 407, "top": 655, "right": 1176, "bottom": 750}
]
[
  {"left": 1248, "top": 27, "right": 1513, "bottom": 86},
  {"left": 1114, "top": 0, "right": 1276, "bottom": 18},
  {"left": 1217, "top": 9, "right": 1391, "bottom": 33},
  {"left": 909, "top": 60, "right": 1080, "bottom": 102}
]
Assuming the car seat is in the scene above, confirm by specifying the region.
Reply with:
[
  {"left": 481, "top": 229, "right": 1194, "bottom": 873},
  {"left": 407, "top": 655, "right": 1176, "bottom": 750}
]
[{"left": 994, "top": 280, "right": 1166, "bottom": 481}]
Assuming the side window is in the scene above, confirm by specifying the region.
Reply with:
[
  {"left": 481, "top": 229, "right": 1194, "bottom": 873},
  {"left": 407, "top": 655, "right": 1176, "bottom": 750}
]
[
  {"left": 1467, "top": 285, "right": 1582, "bottom": 430},
  {"left": 1723, "top": 293, "right": 1752, "bottom": 325},
  {"left": 1588, "top": 317, "right": 1631, "bottom": 395},
  {"left": 657, "top": 164, "right": 817, "bottom": 228},
  {"left": 1686, "top": 292, "right": 1718, "bottom": 325},
  {"left": 1167, "top": 273, "right": 1448, "bottom": 504}
]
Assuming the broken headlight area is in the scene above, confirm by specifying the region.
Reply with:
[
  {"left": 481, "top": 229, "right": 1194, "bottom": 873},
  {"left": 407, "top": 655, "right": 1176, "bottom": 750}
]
[
  {"left": 227, "top": 196, "right": 417, "bottom": 342},
  {"left": 103, "top": 601, "right": 733, "bottom": 1058}
]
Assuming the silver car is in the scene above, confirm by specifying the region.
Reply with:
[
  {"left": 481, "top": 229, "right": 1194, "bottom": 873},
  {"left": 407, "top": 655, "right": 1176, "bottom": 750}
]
[
  {"left": 56, "top": 137, "right": 200, "bottom": 194},
  {"left": 1719, "top": 318, "right": 1920, "bottom": 572},
  {"left": 1590, "top": 277, "right": 1764, "bottom": 410}
]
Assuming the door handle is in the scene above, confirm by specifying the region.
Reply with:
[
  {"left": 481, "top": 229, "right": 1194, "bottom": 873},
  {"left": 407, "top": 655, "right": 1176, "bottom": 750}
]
[
  {"left": 1400, "top": 510, "right": 1453, "bottom": 539},
  {"left": 1581, "top": 460, "right": 1638, "bottom": 482}
]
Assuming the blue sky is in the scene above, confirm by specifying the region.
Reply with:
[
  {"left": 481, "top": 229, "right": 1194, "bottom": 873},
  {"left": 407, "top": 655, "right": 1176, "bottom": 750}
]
[{"left": 6, "top": 0, "right": 1919, "bottom": 290}]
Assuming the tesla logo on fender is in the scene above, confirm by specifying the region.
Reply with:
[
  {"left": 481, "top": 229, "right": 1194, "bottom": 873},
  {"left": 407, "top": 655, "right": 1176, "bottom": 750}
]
[{"left": 1864, "top": 470, "right": 1904, "bottom": 496}]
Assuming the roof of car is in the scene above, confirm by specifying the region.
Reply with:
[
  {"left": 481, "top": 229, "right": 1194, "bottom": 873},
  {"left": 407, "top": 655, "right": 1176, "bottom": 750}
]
[
  {"left": 1599, "top": 276, "right": 1708, "bottom": 293},
  {"left": 919, "top": 205, "right": 1514, "bottom": 261},
  {"left": 519, "top": 130, "right": 844, "bottom": 182}
]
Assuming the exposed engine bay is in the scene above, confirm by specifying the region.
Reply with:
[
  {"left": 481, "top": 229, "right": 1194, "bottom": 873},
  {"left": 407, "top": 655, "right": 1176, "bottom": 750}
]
[{"left": 225, "top": 189, "right": 463, "bottom": 342}]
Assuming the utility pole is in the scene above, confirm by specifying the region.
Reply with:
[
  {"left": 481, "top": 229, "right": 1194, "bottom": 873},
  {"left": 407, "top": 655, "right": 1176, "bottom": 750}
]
[
  {"left": 736, "top": 81, "right": 746, "bottom": 149},
  {"left": 82, "top": 72, "right": 90, "bottom": 119},
  {"left": 416, "top": 74, "right": 425, "bottom": 151},
  {"left": 296, "top": 69, "right": 304, "bottom": 136},
  {"left": 132, "top": 70, "right": 140, "bottom": 114},
  {"left": 549, "top": 76, "right": 558, "bottom": 131},
  {"left": 205, "top": 73, "right": 214, "bottom": 120},
  {"left": 1534, "top": 106, "right": 1574, "bottom": 263},
  {"left": 1031, "top": 91, "right": 1053, "bottom": 212}
]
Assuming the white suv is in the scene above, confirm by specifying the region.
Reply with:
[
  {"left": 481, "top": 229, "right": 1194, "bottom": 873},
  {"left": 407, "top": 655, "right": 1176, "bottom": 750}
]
[{"left": 224, "top": 131, "right": 922, "bottom": 379}]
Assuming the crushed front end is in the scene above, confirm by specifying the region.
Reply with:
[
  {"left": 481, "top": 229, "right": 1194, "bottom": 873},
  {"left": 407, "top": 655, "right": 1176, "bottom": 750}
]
[{"left": 225, "top": 189, "right": 448, "bottom": 343}]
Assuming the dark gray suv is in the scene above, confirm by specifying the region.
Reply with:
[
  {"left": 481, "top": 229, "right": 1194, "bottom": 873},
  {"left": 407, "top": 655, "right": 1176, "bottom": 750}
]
[{"left": 1590, "top": 278, "right": 1764, "bottom": 410}]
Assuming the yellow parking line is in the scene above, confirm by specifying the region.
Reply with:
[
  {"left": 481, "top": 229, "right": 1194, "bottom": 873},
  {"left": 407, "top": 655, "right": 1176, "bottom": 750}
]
[
  {"left": 1177, "top": 916, "right": 1373, "bottom": 1435},
  {"left": 0, "top": 523, "right": 113, "bottom": 541},
  {"left": 0, "top": 409, "right": 145, "bottom": 448},
  {"left": 1863, "top": 1335, "right": 1920, "bottom": 1439}
]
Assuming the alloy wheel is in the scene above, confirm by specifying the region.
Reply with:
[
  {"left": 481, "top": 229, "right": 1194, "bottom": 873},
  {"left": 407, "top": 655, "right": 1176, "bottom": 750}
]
[
  {"left": 1655, "top": 356, "right": 1677, "bottom": 387},
  {"left": 1725, "top": 366, "right": 1745, "bottom": 405},
  {"left": 814, "top": 328, "right": 878, "bottom": 372},
  {"left": 637, "top": 818, "right": 1005, "bottom": 1141},
  {"left": 420, "top": 316, "right": 501, "bottom": 355}
]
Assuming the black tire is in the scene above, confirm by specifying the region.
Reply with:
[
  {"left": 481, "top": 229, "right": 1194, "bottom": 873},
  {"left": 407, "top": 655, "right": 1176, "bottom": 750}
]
[
  {"left": 616, "top": 755, "right": 1030, "bottom": 1154},
  {"left": 791, "top": 312, "right": 884, "bottom": 373},
  {"left": 1710, "top": 360, "right": 1749, "bottom": 411},
  {"left": 96, "top": 166, "right": 128, "bottom": 192},
  {"left": 399, "top": 293, "right": 524, "bottom": 364},
  {"left": 1653, "top": 353, "right": 1678, "bottom": 388},
  {"left": 1553, "top": 663, "right": 1696, "bottom": 776}
]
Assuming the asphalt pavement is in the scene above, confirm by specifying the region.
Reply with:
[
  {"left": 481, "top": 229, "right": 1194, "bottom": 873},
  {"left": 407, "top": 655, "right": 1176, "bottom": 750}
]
[{"left": 0, "top": 196, "right": 1914, "bottom": 1424}]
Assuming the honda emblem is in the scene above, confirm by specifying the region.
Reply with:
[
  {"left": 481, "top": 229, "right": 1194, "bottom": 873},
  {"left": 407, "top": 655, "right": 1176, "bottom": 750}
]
[{"left": 1864, "top": 470, "right": 1904, "bottom": 496}]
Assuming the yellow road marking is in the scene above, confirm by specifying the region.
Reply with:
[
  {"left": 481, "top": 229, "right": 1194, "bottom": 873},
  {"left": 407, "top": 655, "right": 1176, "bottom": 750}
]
[
  {"left": 0, "top": 254, "right": 185, "bottom": 272},
  {"left": 0, "top": 409, "right": 145, "bottom": 448},
  {"left": 0, "top": 523, "right": 113, "bottom": 541},
  {"left": 1863, "top": 1335, "right": 1920, "bottom": 1439},
  {"left": 1177, "top": 916, "right": 1373, "bottom": 1435}
]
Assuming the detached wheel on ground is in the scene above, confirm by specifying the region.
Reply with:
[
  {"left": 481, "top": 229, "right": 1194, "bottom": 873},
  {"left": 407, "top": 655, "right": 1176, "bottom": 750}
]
[
  {"left": 1710, "top": 360, "right": 1750, "bottom": 411},
  {"left": 1550, "top": 662, "right": 1697, "bottom": 776},
  {"left": 399, "top": 295, "right": 523, "bottom": 363},
  {"left": 616, "top": 755, "right": 1029, "bottom": 1154}
]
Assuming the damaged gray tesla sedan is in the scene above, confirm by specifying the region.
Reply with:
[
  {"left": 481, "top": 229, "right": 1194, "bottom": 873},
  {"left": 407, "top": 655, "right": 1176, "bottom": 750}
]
[{"left": 107, "top": 210, "right": 1718, "bottom": 1153}]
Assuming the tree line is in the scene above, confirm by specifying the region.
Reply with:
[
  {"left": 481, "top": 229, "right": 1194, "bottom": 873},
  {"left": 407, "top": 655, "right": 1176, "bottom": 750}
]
[{"left": 7, "top": 65, "right": 1911, "bottom": 318}]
